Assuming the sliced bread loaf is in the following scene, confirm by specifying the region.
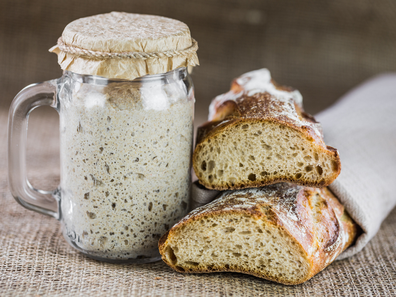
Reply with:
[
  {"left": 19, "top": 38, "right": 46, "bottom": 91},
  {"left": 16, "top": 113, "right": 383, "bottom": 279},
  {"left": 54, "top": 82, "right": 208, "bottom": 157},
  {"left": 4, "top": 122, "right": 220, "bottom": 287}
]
[
  {"left": 193, "top": 69, "right": 341, "bottom": 190},
  {"left": 159, "top": 183, "right": 358, "bottom": 285}
]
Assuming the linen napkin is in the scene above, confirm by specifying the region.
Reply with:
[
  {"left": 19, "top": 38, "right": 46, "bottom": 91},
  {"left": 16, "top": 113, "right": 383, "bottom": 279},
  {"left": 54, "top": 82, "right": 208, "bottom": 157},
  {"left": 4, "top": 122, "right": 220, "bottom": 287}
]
[{"left": 191, "top": 73, "right": 396, "bottom": 259}]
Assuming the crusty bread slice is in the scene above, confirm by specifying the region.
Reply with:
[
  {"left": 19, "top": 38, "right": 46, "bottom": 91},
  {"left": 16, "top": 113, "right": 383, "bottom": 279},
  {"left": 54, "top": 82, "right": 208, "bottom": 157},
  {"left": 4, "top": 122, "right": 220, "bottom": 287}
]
[
  {"left": 159, "top": 183, "right": 358, "bottom": 285},
  {"left": 193, "top": 69, "right": 341, "bottom": 190}
]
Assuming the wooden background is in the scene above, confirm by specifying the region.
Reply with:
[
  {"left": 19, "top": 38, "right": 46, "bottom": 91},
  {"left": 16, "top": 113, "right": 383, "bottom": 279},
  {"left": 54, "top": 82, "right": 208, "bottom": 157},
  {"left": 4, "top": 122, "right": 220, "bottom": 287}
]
[{"left": 1, "top": 0, "right": 396, "bottom": 126}]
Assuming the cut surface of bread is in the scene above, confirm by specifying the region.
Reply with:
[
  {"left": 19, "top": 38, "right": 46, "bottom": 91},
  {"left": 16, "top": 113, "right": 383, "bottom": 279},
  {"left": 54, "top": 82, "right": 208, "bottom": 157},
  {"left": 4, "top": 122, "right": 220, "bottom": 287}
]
[
  {"left": 194, "top": 118, "right": 340, "bottom": 190},
  {"left": 159, "top": 184, "right": 358, "bottom": 285},
  {"left": 193, "top": 69, "right": 341, "bottom": 190}
]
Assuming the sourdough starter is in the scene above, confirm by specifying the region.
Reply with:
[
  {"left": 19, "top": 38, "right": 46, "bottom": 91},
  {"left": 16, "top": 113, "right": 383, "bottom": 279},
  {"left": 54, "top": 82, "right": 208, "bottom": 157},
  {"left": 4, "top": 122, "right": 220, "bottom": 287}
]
[{"left": 59, "top": 79, "right": 193, "bottom": 260}]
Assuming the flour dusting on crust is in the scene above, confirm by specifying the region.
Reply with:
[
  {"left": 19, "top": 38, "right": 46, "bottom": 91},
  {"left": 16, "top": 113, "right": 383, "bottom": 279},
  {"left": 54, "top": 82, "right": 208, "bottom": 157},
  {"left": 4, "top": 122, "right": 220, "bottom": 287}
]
[
  {"left": 209, "top": 68, "right": 302, "bottom": 120},
  {"left": 207, "top": 69, "right": 323, "bottom": 145}
]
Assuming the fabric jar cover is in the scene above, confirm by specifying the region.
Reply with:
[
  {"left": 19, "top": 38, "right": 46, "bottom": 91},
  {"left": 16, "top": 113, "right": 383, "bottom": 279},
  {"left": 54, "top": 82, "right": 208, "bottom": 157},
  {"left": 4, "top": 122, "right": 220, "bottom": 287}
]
[{"left": 50, "top": 12, "right": 199, "bottom": 80}]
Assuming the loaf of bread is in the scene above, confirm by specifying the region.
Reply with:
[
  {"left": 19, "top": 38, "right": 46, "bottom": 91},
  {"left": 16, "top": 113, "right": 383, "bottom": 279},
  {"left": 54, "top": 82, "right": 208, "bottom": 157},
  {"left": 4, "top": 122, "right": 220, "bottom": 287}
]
[
  {"left": 159, "top": 183, "right": 357, "bottom": 285},
  {"left": 193, "top": 69, "right": 341, "bottom": 190}
]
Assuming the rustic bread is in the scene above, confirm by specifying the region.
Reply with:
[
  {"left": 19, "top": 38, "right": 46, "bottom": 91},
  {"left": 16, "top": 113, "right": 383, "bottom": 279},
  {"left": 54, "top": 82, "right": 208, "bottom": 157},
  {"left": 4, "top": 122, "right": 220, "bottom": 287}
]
[
  {"left": 193, "top": 69, "right": 341, "bottom": 190},
  {"left": 159, "top": 183, "right": 358, "bottom": 285}
]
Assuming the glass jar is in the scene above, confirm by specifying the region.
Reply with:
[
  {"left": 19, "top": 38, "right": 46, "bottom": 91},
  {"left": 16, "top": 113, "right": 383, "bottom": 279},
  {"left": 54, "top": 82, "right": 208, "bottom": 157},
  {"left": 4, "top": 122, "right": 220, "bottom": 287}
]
[{"left": 8, "top": 67, "right": 194, "bottom": 263}]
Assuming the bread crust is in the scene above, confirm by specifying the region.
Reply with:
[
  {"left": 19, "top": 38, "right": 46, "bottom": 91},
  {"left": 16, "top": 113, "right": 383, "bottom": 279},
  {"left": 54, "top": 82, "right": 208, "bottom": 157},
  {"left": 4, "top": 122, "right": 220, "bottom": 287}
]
[
  {"left": 193, "top": 73, "right": 341, "bottom": 190},
  {"left": 159, "top": 184, "right": 358, "bottom": 285}
]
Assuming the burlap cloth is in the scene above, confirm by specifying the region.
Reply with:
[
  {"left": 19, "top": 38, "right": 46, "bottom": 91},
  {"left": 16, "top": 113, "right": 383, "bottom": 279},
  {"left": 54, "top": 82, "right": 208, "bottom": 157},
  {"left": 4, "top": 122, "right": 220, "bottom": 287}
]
[{"left": 1, "top": 77, "right": 396, "bottom": 296}]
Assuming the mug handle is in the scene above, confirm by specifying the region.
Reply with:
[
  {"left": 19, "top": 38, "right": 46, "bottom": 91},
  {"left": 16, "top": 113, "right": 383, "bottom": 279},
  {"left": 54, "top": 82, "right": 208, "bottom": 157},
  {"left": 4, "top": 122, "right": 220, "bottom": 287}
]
[{"left": 8, "top": 79, "right": 61, "bottom": 219}]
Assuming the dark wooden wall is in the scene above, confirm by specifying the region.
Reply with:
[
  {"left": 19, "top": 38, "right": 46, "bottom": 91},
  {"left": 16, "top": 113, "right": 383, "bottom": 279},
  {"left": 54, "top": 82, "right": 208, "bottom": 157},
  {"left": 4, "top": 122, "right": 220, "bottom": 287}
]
[{"left": 1, "top": 0, "right": 396, "bottom": 126}]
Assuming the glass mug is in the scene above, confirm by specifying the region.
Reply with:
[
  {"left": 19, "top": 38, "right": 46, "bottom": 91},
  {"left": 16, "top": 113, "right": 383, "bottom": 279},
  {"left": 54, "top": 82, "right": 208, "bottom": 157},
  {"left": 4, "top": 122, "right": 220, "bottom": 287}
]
[{"left": 8, "top": 68, "right": 194, "bottom": 263}]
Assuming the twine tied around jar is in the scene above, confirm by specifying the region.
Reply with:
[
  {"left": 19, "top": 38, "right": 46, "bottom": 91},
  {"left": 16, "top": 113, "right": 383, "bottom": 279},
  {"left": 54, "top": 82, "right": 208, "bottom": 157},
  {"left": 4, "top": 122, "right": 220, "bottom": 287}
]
[{"left": 56, "top": 37, "right": 199, "bottom": 60}]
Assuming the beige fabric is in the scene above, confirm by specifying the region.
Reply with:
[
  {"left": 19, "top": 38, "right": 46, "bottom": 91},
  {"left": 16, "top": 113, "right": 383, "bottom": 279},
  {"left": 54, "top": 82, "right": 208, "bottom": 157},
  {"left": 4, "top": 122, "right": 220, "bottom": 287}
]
[
  {"left": 1, "top": 100, "right": 396, "bottom": 295},
  {"left": 191, "top": 74, "right": 396, "bottom": 260},
  {"left": 49, "top": 12, "right": 199, "bottom": 80},
  {"left": 316, "top": 74, "right": 396, "bottom": 259},
  {"left": 190, "top": 183, "right": 220, "bottom": 210}
]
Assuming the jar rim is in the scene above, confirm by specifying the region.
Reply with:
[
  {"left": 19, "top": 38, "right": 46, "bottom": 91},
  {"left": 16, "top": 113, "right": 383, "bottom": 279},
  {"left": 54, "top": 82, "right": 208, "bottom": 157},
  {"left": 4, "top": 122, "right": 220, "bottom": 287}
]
[{"left": 64, "top": 67, "right": 187, "bottom": 85}]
